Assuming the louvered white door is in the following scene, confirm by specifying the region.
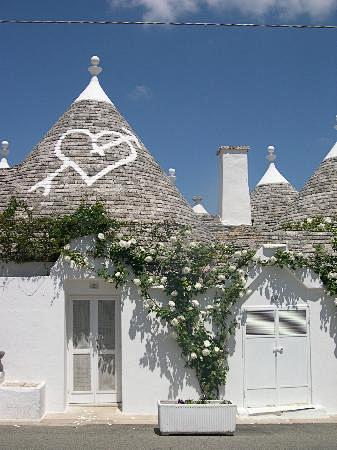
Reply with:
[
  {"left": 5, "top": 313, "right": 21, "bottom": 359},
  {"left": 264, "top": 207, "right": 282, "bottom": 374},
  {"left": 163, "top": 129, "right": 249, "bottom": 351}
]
[
  {"left": 68, "top": 298, "right": 117, "bottom": 404},
  {"left": 244, "top": 307, "right": 310, "bottom": 408}
]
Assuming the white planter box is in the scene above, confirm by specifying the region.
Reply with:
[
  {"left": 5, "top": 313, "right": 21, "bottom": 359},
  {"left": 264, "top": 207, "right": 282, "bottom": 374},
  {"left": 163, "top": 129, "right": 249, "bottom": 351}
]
[
  {"left": 0, "top": 381, "right": 46, "bottom": 420},
  {"left": 158, "top": 400, "right": 237, "bottom": 435}
]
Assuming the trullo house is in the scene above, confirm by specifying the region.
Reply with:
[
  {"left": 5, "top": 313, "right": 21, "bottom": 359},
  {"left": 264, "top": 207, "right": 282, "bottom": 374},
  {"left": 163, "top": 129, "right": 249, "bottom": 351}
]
[{"left": 0, "top": 56, "right": 337, "bottom": 419}]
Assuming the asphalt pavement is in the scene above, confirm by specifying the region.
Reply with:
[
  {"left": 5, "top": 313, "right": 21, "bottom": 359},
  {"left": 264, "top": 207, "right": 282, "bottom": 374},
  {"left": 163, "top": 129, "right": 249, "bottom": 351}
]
[{"left": 0, "top": 423, "right": 336, "bottom": 450}]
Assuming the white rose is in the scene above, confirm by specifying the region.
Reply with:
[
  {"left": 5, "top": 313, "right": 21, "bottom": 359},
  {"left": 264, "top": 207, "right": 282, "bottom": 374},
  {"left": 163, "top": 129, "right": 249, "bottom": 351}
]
[
  {"left": 161, "top": 276, "right": 167, "bottom": 284},
  {"left": 171, "top": 290, "right": 178, "bottom": 297},
  {"left": 130, "top": 238, "right": 137, "bottom": 245},
  {"left": 191, "top": 300, "right": 199, "bottom": 307},
  {"left": 133, "top": 278, "right": 141, "bottom": 286},
  {"left": 203, "top": 340, "right": 211, "bottom": 348},
  {"left": 318, "top": 223, "right": 325, "bottom": 230},
  {"left": 170, "top": 236, "right": 177, "bottom": 242},
  {"left": 206, "top": 305, "right": 213, "bottom": 310},
  {"left": 247, "top": 289, "right": 252, "bottom": 295},
  {"left": 202, "top": 348, "right": 210, "bottom": 356},
  {"left": 171, "top": 318, "right": 179, "bottom": 326},
  {"left": 239, "top": 292, "right": 244, "bottom": 298},
  {"left": 325, "top": 217, "right": 332, "bottom": 224},
  {"left": 228, "top": 265, "right": 236, "bottom": 272},
  {"left": 307, "top": 218, "right": 313, "bottom": 224},
  {"left": 182, "top": 267, "right": 191, "bottom": 275},
  {"left": 64, "top": 244, "right": 70, "bottom": 250},
  {"left": 149, "top": 248, "right": 156, "bottom": 255},
  {"left": 114, "top": 272, "right": 121, "bottom": 278},
  {"left": 234, "top": 251, "right": 241, "bottom": 257},
  {"left": 185, "top": 229, "right": 191, "bottom": 236},
  {"left": 119, "top": 240, "right": 127, "bottom": 248},
  {"left": 116, "top": 232, "right": 123, "bottom": 239},
  {"left": 218, "top": 274, "right": 226, "bottom": 281},
  {"left": 194, "top": 282, "right": 202, "bottom": 290},
  {"left": 186, "top": 285, "right": 192, "bottom": 291},
  {"left": 145, "top": 256, "right": 153, "bottom": 263},
  {"left": 190, "top": 242, "right": 197, "bottom": 248},
  {"left": 200, "top": 310, "right": 207, "bottom": 316},
  {"left": 177, "top": 315, "right": 185, "bottom": 321},
  {"left": 64, "top": 255, "right": 71, "bottom": 262},
  {"left": 97, "top": 233, "right": 105, "bottom": 241},
  {"left": 214, "top": 346, "right": 220, "bottom": 353},
  {"left": 190, "top": 352, "right": 197, "bottom": 360},
  {"left": 168, "top": 300, "right": 176, "bottom": 308},
  {"left": 242, "top": 250, "right": 248, "bottom": 256}
]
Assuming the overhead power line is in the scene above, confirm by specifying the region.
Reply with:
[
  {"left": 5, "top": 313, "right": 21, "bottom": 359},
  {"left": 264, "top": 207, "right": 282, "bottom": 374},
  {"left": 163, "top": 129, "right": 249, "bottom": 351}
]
[{"left": 0, "top": 18, "right": 336, "bottom": 29}]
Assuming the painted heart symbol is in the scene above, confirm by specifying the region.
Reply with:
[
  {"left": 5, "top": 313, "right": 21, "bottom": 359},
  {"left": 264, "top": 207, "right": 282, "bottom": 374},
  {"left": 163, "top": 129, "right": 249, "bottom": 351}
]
[{"left": 29, "top": 127, "right": 140, "bottom": 196}]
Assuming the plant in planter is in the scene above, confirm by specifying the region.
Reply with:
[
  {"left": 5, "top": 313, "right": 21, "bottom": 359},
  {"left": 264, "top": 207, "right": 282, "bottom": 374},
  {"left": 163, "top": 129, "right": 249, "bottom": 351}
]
[{"left": 158, "top": 399, "right": 236, "bottom": 435}]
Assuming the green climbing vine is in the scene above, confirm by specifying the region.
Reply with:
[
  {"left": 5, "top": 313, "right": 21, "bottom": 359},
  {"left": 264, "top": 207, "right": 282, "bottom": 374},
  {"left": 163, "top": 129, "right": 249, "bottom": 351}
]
[{"left": 1, "top": 198, "right": 337, "bottom": 399}]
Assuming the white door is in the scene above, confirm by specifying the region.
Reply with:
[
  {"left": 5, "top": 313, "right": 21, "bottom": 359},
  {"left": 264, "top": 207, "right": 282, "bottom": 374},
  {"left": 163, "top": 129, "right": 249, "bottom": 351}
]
[
  {"left": 68, "top": 298, "right": 118, "bottom": 404},
  {"left": 244, "top": 307, "right": 311, "bottom": 408}
]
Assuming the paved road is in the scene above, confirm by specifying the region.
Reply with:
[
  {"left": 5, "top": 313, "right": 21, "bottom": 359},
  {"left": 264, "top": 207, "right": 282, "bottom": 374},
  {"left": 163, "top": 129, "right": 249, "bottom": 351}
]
[{"left": 0, "top": 424, "right": 336, "bottom": 450}]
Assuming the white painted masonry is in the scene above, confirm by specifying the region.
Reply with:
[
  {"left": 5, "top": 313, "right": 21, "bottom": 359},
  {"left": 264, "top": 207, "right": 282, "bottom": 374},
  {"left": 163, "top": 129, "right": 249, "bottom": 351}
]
[
  {"left": 217, "top": 146, "right": 252, "bottom": 225},
  {"left": 225, "top": 247, "right": 337, "bottom": 414},
  {"left": 2, "top": 245, "right": 337, "bottom": 415},
  {"left": 257, "top": 162, "right": 289, "bottom": 186},
  {"left": 324, "top": 142, "right": 337, "bottom": 160}
]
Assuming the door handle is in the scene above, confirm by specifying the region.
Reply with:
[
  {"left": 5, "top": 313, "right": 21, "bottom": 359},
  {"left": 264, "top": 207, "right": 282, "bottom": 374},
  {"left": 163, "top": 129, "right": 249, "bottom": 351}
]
[{"left": 273, "top": 346, "right": 284, "bottom": 353}]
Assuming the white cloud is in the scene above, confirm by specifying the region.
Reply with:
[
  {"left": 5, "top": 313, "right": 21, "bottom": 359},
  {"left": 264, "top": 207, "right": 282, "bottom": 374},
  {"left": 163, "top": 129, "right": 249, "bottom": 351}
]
[
  {"left": 109, "top": 0, "right": 336, "bottom": 20},
  {"left": 129, "top": 85, "right": 153, "bottom": 100}
]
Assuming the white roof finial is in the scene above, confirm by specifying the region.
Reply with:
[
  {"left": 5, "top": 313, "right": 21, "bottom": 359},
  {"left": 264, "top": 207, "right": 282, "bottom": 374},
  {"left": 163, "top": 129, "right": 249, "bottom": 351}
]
[
  {"left": 0, "top": 140, "right": 10, "bottom": 169},
  {"left": 74, "top": 55, "right": 113, "bottom": 105},
  {"left": 257, "top": 144, "right": 289, "bottom": 186},
  {"left": 168, "top": 168, "right": 176, "bottom": 184},
  {"left": 267, "top": 145, "right": 276, "bottom": 162},
  {"left": 323, "top": 116, "right": 337, "bottom": 160},
  {"left": 192, "top": 196, "right": 208, "bottom": 215},
  {"left": 88, "top": 56, "right": 102, "bottom": 77}
]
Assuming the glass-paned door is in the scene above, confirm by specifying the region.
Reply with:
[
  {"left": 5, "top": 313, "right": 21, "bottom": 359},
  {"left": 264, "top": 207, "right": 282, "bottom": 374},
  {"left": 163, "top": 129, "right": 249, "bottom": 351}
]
[
  {"left": 244, "top": 307, "right": 310, "bottom": 408},
  {"left": 69, "top": 298, "right": 117, "bottom": 404}
]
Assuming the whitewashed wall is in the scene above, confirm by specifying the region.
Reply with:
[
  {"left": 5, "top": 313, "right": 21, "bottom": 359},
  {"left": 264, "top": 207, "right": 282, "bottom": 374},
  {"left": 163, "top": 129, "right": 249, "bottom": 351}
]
[
  {"left": 225, "top": 265, "right": 337, "bottom": 414},
  {"left": 1, "top": 255, "right": 337, "bottom": 415},
  {"left": 0, "top": 258, "right": 200, "bottom": 415},
  {"left": 0, "top": 270, "right": 66, "bottom": 413}
]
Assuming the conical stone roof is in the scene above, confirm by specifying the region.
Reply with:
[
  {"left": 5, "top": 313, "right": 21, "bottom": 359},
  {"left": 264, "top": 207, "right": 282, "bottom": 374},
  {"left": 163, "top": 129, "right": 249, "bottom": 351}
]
[
  {"left": 0, "top": 57, "right": 206, "bottom": 233},
  {"left": 251, "top": 147, "right": 298, "bottom": 229},
  {"left": 290, "top": 141, "right": 337, "bottom": 220}
]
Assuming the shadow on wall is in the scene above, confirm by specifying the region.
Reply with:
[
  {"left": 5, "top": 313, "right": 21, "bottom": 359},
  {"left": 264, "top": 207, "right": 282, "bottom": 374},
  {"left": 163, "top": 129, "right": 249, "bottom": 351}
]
[
  {"left": 127, "top": 285, "right": 200, "bottom": 400},
  {"left": 227, "top": 265, "right": 337, "bottom": 359}
]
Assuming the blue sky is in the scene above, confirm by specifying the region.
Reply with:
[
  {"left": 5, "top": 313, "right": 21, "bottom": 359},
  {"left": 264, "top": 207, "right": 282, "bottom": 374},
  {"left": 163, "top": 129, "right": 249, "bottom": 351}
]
[{"left": 0, "top": 0, "right": 336, "bottom": 213}]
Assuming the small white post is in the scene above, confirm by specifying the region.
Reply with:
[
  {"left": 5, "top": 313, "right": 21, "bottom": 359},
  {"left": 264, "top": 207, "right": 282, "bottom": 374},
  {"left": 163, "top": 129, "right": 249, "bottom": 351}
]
[
  {"left": 0, "top": 141, "right": 10, "bottom": 169},
  {"left": 168, "top": 168, "right": 176, "bottom": 185}
]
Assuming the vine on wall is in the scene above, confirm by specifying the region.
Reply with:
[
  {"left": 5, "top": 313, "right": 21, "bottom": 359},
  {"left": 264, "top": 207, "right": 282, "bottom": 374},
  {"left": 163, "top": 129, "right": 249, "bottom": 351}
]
[{"left": 1, "top": 199, "right": 337, "bottom": 399}]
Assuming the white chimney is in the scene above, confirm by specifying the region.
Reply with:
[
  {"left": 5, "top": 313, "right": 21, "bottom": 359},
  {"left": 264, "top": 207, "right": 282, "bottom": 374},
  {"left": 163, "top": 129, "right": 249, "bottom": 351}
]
[{"left": 217, "top": 146, "right": 251, "bottom": 226}]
